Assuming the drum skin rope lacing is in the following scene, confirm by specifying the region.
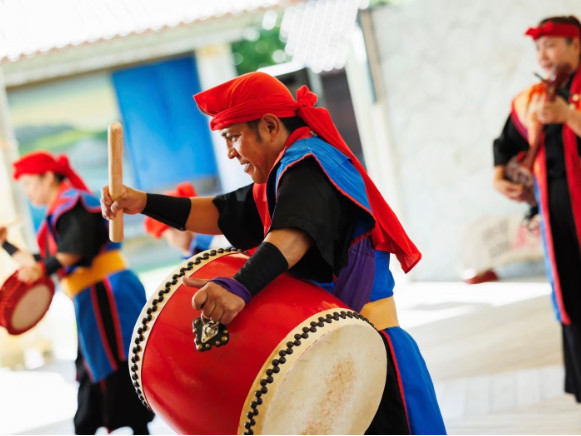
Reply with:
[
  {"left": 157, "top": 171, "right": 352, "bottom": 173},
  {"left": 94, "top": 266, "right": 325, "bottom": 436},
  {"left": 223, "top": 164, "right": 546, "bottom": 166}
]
[
  {"left": 241, "top": 309, "right": 374, "bottom": 435},
  {"left": 129, "top": 247, "right": 245, "bottom": 410},
  {"left": 128, "top": 247, "right": 376, "bottom": 433}
]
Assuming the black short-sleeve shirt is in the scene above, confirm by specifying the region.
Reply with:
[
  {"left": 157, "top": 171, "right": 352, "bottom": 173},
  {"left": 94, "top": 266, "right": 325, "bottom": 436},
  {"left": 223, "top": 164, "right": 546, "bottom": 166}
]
[
  {"left": 53, "top": 202, "right": 110, "bottom": 267},
  {"left": 213, "top": 157, "right": 370, "bottom": 282}
]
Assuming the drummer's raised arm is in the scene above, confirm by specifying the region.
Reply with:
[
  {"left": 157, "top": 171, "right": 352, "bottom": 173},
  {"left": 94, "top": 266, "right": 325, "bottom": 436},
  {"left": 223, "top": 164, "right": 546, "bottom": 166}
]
[
  {"left": 101, "top": 184, "right": 147, "bottom": 218},
  {"left": 101, "top": 184, "right": 222, "bottom": 235}
]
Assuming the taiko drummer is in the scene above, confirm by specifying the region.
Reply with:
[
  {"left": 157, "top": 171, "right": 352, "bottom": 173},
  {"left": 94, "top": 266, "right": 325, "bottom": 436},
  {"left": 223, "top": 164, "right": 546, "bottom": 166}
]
[
  {"left": 101, "top": 72, "right": 446, "bottom": 434},
  {"left": 1, "top": 152, "right": 154, "bottom": 435}
]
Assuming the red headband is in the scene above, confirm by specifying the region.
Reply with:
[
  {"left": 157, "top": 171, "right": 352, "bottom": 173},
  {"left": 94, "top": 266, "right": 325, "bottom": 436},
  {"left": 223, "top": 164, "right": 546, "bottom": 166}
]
[
  {"left": 194, "top": 72, "right": 422, "bottom": 273},
  {"left": 13, "top": 151, "right": 90, "bottom": 192},
  {"left": 143, "top": 182, "right": 197, "bottom": 238},
  {"left": 194, "top": 72, "right": 300, "bottom": 130},
  {"left": 525, "top": 21, "right": 581, "bottom": 40}
]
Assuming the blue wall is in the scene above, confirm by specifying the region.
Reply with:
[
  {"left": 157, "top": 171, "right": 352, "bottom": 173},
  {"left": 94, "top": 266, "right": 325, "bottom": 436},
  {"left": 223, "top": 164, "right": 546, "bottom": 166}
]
[{"left": 112, "top": 56, "right": 217, "bottom": 191}]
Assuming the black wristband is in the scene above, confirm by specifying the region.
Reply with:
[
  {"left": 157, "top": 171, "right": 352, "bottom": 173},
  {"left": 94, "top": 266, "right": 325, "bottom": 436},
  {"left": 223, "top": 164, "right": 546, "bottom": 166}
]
[
  {"left": 142, "top": 193, "right": 192, "bottom": 231},
  {"left": 233, "top": 242, "right": 289, "bottom": 296},
  {"left": 2, "top": 241, "right": 19, "bottom": 256},
  {"left": 43, "top": 256, "right": 63, "bottom": 276}
]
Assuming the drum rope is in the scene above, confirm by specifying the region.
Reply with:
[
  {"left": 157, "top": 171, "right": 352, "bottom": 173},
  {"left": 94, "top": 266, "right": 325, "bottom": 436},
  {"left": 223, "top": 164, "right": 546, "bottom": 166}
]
[
  {"left": 129, "top": 247, "right": 245, "bottom": 410},
  {"left": 128, "top": 247, "right": 376, "bottom": 433},
  {"left": 240, "top": 309, "right": 374, "bottom": 435}
]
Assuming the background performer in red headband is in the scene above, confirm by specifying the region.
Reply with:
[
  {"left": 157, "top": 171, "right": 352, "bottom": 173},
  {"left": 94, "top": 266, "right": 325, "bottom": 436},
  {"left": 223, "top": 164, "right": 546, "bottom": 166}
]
[
  {"left": 101, "top": 72, "right": 446, "bottom": 434},
  {"left": 493, "top": 15, "right": 581, "bottom": 403},
  {"left": 1, "top": 151, "right": 154, "bottom": 434}
]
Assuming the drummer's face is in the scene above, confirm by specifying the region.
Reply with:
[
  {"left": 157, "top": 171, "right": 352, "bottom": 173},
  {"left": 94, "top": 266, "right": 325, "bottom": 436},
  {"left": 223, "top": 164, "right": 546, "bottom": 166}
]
[
  {"left": 19, "top": 173, "right": 54, "bottom": 206},
  {"left": 221, "top": 118, "right": 285, "bottom": 184}
]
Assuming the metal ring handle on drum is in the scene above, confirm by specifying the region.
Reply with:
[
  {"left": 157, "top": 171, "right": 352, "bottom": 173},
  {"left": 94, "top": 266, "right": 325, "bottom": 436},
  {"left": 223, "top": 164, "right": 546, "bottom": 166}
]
[
  {"left": 193, "top": 314, "right": 230, "bottom": 350},
  {"left": 200, "top": 314, "right": 214, "bottom": 326},
  {"left": 200, "top": 315, "right": 219, "bottom": 342},
  {"left": 129, "top": 247, "right": 245, "bottom": 410}
]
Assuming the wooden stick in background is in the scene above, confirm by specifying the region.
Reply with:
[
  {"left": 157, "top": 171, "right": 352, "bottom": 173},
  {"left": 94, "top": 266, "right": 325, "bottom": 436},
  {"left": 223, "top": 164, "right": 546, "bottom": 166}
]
[{"left": 108, "top": 122, "right": 124, "bottom": 242}]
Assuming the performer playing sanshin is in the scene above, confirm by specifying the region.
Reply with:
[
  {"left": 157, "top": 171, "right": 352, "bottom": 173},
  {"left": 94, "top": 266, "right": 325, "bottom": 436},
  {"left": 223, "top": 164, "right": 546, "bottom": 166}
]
[
  {"left": 102, "top": 72, "right": 446, "bottom": 434},
  {"left": 493, "top": 16, "right": 581, "bottom": 402},
  {"left": 1, "top": 152, "right": 153, "bottom": 434}
]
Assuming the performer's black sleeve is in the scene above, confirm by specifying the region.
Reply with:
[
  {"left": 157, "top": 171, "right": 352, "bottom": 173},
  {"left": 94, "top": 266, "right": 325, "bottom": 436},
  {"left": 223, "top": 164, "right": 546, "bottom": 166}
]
[
  {"left": 493, "top": 116, "right": 529, "bottom": 166},
  {"left": 1, "top": 241, "right": 19, "bottom": 256},
  {"left": 212, "top": 184, "right": 265, "bottom": 250},
  {"left": 142, "top": 194, "right": 191, "bottom": 230},
  {"left": 2, "top": 241, "right": 50, "bottom": 266},
  {"left": 54, "top": 203, "right": 109, "bottom": 267},
  {"left": 270, "top": 157, "right": 370, "bottom": 281}
]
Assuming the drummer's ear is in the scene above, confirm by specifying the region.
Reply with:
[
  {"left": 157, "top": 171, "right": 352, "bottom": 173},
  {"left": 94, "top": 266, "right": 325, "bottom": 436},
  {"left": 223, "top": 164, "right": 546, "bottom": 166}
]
[
  {"left": 261, "top": 114, "right": 287, "bottom": 145},
  {"left": 41, "top": 171, "right": 64, "bottom": 186}
]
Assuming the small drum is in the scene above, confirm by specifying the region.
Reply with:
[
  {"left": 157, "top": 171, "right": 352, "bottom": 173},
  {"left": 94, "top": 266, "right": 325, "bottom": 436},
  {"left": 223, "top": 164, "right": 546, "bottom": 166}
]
[
  {"left": 130, "top": 249, "right": 387, "bottom": 435},
  {"left": 0, "top": 271, "right": 55, "bottom": 335}
]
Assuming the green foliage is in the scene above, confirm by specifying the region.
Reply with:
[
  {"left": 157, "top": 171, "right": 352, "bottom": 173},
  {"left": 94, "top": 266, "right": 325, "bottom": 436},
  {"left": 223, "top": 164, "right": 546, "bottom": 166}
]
[
  {"left": 18, "top": 126, "right": 106, "bottom": 154},
  {"left": 368, "top": 0, "right": 400, "bottom": 6},
  {"left": 231, "top": 23, "right": 291, "bottom": 75}
]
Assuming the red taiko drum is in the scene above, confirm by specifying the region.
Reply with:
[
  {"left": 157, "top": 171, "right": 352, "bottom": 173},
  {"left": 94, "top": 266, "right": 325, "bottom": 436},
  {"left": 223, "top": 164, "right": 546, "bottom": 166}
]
[
  {"left": 130, "top": 249, "right": 387, "bottom": 435},
  {"left": 0, "top": 271, "right": 55, "bottom": 335}
]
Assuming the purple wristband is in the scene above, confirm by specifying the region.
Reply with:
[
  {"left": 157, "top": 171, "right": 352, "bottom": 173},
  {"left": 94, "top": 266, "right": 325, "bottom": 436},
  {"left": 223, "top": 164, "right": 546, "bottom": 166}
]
[{"left": 210, "top": 276, "right": 252, "bottom": 304}]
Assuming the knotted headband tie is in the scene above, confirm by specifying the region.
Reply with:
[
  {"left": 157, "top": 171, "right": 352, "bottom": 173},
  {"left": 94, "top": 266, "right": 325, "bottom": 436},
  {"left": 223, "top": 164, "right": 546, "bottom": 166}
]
[{"left": 194, "top": 72, "right": 422, "bottom": 272}]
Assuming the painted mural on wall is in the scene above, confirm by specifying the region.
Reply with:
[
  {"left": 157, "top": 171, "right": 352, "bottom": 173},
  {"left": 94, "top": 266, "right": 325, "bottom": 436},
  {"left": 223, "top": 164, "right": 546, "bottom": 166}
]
[
  {"left": 7, "top": 73, "right": 122, "bottom": 228},
  {"left": 8, "top": 72, "right": 124, "bottom": 193}
]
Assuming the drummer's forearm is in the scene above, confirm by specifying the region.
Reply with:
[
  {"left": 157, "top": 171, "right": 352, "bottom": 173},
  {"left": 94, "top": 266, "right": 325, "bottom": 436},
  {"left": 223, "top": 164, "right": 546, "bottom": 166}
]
[
  {"left": 12, "top": 250, "right": 37, "bottom": 267},
  {"left": 143, "top": 194, "right": 222, "bottom": 235},
  {"left": 186, "top": 197, "right": 222, "bottom": 235},
  {"left": 493, "top": 165, "right": 505, "bottom": 181},
  {"left": 264, "top": 228, "right": 312, "bottom": 268},
  {"left": 54, "top": 252, "right": 82, "bottom": 268},
  {"left": 28, "top": 253, "right": 79, "bottom": 277},
  {"left": 38, "top": 253, "right": 79, "bottom": 276},
  {"left": 2, "top": 241, "right": 36, "bottom": 267},
  {"left": 2, "top": 242, "right": 79, "bottom": 275},
  {"left": 231, "top": 230, "right": 310, "bottom": 298}
]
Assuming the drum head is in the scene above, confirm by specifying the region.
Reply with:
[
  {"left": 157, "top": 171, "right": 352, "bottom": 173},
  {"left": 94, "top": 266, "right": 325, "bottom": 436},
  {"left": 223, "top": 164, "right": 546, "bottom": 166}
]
[
  {"left": 240, "top": 312, "right": 387, "bottom": 435},
  {"left": 9, "top": 284, "right": 53, "bottom": 334},
  {"left": 132, "top": 249, "right": 388, "bottom": 435},
  {"left": 0, "top": 272, "right": 55, "bottom": 335}
]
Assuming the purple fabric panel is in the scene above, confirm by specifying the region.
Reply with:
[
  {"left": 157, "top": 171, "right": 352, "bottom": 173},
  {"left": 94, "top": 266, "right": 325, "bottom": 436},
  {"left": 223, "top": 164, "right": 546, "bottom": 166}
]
[
  {"left": 333, "top": 237, "right": 375, "bottom": 312},
  {"left": 210, "top": 276, "right": 252, "bottom": 304}
]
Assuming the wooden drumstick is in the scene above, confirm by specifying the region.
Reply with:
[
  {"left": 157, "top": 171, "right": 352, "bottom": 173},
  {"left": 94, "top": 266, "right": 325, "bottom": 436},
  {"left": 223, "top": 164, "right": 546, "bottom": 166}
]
[{"left": 108, "top": 121, "right": 124, "bottom": 242}]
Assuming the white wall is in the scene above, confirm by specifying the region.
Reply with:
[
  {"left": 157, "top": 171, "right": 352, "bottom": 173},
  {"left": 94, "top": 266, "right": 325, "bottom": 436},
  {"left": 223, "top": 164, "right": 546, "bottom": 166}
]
[
  {"left": 370, "top": 0, "right": 581, "bottom": 280},
  {"left": 195, "top": 45, "right": 252, "bottom": 192},
  {"left": 0, "top": 67, "right": 35, "bottom": 281}
]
